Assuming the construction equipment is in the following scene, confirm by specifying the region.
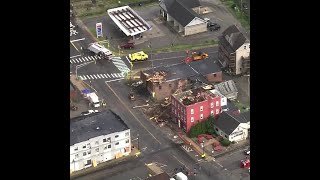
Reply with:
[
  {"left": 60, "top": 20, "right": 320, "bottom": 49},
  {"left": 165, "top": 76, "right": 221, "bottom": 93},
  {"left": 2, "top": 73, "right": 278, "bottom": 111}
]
[{"left": 191, "top": 51, "right": 209, "bottom": 61}]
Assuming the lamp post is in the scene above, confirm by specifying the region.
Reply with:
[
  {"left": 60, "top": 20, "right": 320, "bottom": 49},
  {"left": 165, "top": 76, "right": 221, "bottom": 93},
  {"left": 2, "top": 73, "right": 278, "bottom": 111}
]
[
  {"left": 137, "top": 134, "right": 140, "bottom": 150},
  {"left": 201, "top": 141, "right": 205, "bottom": 158},
  {"left": 148, "top": 42, "right": 155, "bottom": 98}
]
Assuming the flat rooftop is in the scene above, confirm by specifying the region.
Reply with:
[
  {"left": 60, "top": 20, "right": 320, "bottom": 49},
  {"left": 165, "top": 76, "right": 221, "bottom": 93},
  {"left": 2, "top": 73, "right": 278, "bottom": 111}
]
[
  {"left": 107, "top": 6, "right": 152, "bottom": 36},
  {"left": 173, "top": 87, "right": 217, "bottom": 106},
  {"left": 143, "top": 58, "right": 221, "bottom": 82},
  {"left": 70, "top": 110, "right": 129, "bottom": 146}
]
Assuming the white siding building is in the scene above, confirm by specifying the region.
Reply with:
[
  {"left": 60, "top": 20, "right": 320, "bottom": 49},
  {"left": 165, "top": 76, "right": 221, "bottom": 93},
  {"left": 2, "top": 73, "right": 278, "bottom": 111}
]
[
  {"left": 70, "top": 110, "right": 131, "bottom": 173},
  {"left": 214, "top": 111, "right": 250, "bottom": 142}
]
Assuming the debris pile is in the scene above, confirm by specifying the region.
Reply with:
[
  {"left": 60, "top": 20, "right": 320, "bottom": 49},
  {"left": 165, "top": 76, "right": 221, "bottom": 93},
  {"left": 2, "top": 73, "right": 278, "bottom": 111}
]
[{"left": 146, "top": 71, "right": 167, "bottom": 83}]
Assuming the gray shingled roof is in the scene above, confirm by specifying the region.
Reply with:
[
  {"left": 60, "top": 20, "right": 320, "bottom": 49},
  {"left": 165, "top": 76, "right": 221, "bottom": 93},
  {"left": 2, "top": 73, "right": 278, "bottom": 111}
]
[
  {"left": 162, "top": 0, "right": 202, "bottom": 27},
  {"left": 70, "top": 110, "right": 129, "bottom": 146},
  {"left": 214, "top": 111, "right": 248, "bottom": 135},
  {"left": 221, "top": 25, "right": 249, "bottom": 51},
  {"left": 143, "top": 59, "right": 221, "bottom": 81},
  {"left": 214, "top": 80, "right": 238, "bottom": 96}
]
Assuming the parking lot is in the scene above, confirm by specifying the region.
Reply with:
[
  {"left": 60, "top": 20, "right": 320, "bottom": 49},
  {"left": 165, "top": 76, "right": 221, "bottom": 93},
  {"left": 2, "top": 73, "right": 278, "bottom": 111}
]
[
  {"left": 216, "top": 146, "right": 250, "bottom": 180},
  {"left": 81, "top": 1, "right": 245, "bottom": 50}
]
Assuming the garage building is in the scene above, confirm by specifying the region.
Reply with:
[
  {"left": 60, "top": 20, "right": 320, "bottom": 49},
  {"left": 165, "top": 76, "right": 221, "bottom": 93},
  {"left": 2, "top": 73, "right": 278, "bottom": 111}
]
[{"left": 159, "top": 0, "right": 207, "bottom": 36}]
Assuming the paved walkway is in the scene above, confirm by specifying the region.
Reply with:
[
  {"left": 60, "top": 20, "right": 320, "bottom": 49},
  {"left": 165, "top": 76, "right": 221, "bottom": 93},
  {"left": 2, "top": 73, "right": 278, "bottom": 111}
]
[{"left": 70, "top": 75, "right": 87, "bottom": 92}]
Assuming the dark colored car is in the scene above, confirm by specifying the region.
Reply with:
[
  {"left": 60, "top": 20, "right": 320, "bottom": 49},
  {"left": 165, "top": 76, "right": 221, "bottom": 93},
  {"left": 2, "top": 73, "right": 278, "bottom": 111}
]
[
  {"left": 120, "top": 42, "right": 134, "bottom": 49},
  {"left": 207, "top": 22, "right": 221, "bottom": 31},
  {"left": 242, "top": 3, "right": 249, "bottom": 10}
]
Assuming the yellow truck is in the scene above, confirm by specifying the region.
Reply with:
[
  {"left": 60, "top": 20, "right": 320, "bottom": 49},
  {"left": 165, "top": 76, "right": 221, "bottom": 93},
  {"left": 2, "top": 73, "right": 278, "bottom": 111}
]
[{"left": 191, "top": 51, "right": 209, "bottom": 61}]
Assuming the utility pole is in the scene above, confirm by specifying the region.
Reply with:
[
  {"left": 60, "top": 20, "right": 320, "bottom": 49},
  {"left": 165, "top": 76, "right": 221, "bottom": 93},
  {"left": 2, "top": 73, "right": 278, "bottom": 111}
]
[
  {"left": 148, "top": 42, "right": 155, "bottom": 98},
  {"left": 137, "top": 134, "right": 140, "bottom": 150}
]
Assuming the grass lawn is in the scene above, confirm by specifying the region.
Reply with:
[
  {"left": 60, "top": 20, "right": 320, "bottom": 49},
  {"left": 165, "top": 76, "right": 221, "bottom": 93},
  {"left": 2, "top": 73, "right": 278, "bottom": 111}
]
[
  {"left": 221, "top": 0, "right": 250, "bottom": 30},
  {"left": 234, "top": 101, "right": 250, "bottom": 113},
  {"left": 72, "top": 0, "right": 159, "bottom": 18}
]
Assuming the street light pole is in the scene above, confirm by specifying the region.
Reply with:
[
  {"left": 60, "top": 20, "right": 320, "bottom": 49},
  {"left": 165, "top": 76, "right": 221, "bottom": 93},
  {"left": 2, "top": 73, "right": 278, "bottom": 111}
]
[{"left": 137, "top": 134, "right": 140, "bottom": 150}]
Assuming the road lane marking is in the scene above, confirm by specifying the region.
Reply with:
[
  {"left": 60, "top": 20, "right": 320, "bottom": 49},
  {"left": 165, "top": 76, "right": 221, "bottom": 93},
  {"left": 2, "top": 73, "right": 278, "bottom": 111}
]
[
  {"left": 70, "top": 54, "right": 81, "bottom": 59},
  {"left": 105, "top": 78, "right": 125, "bottom": 83},
  {"left": 86, "top": 75, "right": 91, "bottom": 79},
  {"left": 70, "top": 38, "right": 85, "bottom": 43},
  {"left": 97, "top": 74, "right": 101, "bottom": 79},
  {"left": 107, "top": 74, "right": 111, "bottom": 78},
  {"left": 90, "top": 75, "right": 94, "bottom": 79},
  {"left": 105, "top": 83, "right": 162, "bottom": 144},
  {"left": 70, "top": 41, "right": 79, "bottom": 53},
  {"left": 172, "top": 156, "right": 189, "bottom": 170}
]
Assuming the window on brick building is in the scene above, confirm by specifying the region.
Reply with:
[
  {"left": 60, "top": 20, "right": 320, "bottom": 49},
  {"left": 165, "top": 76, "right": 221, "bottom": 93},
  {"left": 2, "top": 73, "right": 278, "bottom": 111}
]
[
  {"left": 200, "top": 106, "right": 203, "bottom": 111},
  {"left": 211, "top": 102, "right": 214, "bottom": 108},
  {"left": 213, "top": 74, "right": 217, "bottom": 77},
  {"left": 211, "top": 110, "right": 214, "bottom": 116},
  {"left": 216, "top": 109, "right": 219, "bottom": 114},
  {"left": 216, "top": 101, "right": 219, "bottom": 106},
  {"left": 191, "top": 109, "right": 194, "bottom": 114},
  {"left": 200, "top": 114, "right": 203, "bottom": 119},
  {"left": 191, "top": 117, "right": 194, "bottom": 122},
  {"left": 175, "top": 109, "right": 177, "bottom": 115}
]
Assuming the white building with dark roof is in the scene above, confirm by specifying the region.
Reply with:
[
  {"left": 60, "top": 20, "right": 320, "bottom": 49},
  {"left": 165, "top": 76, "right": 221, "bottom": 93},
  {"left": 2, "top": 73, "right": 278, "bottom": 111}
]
[
  {"left": 159, "top": 0, "right": 207, "bottom": 36},
  {"left": 214, "top": 111, "right": 250, "bottom": 142},
  {"left": 70, "top": 110, "right": 131, "bottom": 173}
]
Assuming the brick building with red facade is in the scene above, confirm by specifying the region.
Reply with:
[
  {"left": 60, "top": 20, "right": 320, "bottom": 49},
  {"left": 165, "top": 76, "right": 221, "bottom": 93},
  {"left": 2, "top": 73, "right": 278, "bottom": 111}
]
[{"left": 171, "top": 87, "right": 221, "bottom": 132}]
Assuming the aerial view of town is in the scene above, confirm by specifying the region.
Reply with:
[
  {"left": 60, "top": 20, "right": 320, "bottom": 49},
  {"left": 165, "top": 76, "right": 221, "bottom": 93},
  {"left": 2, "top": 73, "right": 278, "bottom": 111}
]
[{"left": 70, "top": 0, "right": 250, "bottom": 179}]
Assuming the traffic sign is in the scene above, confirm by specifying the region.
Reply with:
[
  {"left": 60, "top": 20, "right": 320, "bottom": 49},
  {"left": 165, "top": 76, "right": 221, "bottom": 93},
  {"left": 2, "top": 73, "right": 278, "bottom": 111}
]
[{"left": 96, "top": 23, "right": 103, "bottom": 38}]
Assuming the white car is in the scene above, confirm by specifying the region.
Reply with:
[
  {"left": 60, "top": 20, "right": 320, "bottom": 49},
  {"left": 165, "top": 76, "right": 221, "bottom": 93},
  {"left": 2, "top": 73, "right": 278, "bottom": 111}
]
[
  {"left": 81, "top": 110, "right": 99, "bottom": 116},
  {"left": 244, "top": 150, "right": 250, "bottom": 155}
]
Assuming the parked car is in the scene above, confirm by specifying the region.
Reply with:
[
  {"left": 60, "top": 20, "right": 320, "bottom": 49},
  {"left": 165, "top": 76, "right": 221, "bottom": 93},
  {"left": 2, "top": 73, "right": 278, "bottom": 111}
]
[
  {"left": 81, "top": 110, "right": 99, "bottom": 116},
  {"left": 207, "top": 22, "right": 221, "bottom": 31},
  {"left": 120, "top": 42, "right": 134, "bottom": 49},
  {"left": 129, "top": 51, "right": 148, "bottom": 61},
  {"left": 244, "top": 149, "right": 250, "bottom": 155},
  {"left": 242, "top": 3, "right": 249, "bottom": 10}
]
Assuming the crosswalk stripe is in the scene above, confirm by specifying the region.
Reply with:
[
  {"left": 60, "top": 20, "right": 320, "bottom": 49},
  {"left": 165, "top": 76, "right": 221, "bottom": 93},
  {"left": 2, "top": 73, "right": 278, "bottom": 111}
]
[
  {"left": 70, "top": 60, "right": 72, "bottom": 63},
  {"left": 79, "top": 58, "right": 83, "bottom": 62},
  {"left": 75, "top": 59, "right": 79, "bottom": 63},
  {"left": 100, "top": 74, "right": 105, "bottom": 78},
  {"left": 93, "top": 75, "right": 97, "bottom": 79},
  {"left": 97, "top": 56, "right": 101, "bottom": 59},
  {"left": 118, "top": 73, "right": 124, "bottom": 77},
  {"left": 103, "top": 74, "right": 108, "bottom": 78},
  {"left": 107, "top": 74, "right": 111, "bottom": 78},
  {"left": 86, "top": 75, "right": 91, "bottom": 79},
  {"left": 90, "top": 75, "right": 94, "bottom": 79},
  {"left": 111, "top": 74, "right": 115, "bottom": 78},
  {"left": 89, "top": 56, "right": 93, "bottom": 60},
  {"left": 79, "top": 76, "right": 84, "bottom": 80},
  {"left": 96, "top": 74, "right": 101, "bottom": 79},
  {"left": 114, "top": 74, "right": 119, "bottom": 78},
  {"left": 112, "top": 59, "right": 124, "bottom": 63},
  {"left": 93, "top": 56, "right": 97, "bottom": 60},
  {"left": 113, "top": 61, "right": 126, "bottom": 66},
  {"left": 82, "top": 76, "right": 87, "bottom": 80},
  {"left": 84, "top": 57, "right": 88, "bottom": 61}
]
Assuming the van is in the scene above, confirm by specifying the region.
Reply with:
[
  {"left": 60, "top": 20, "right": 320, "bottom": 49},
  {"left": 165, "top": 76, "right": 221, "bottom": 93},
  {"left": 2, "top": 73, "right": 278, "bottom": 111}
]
[
  {"left": 87, "top": 93, "right": 100, "bottom": 108},
  {"left": 87, "top": 43, "right": 112, "bottom": 57}
]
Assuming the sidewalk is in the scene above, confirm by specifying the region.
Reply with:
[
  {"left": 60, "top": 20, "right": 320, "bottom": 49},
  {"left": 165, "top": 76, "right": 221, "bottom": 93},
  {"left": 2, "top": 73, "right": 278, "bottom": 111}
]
[
  {"left": 70, "top": 148, "right": 141, "bottom": 179},
  {"left": 70, "top": 75, "right": 88, "bottom": 92}
]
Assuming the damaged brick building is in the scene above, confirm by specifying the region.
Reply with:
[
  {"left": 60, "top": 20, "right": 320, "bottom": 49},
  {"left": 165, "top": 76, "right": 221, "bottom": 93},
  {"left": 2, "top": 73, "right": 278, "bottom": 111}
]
[{"left": 140, "top": 59, "right": 222, "bottom": 101}]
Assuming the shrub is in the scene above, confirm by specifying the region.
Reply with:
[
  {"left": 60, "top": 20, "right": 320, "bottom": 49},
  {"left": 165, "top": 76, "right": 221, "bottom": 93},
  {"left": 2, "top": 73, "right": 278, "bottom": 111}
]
[{"left": 220, "top": 139, "right": 232, "bottom": 147}]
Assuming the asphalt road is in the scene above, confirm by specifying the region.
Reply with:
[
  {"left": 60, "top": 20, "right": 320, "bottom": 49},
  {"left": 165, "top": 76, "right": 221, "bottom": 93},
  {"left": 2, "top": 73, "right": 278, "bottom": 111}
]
[{"left": 130, "top": 47, "right": 219, "bottom": 71}]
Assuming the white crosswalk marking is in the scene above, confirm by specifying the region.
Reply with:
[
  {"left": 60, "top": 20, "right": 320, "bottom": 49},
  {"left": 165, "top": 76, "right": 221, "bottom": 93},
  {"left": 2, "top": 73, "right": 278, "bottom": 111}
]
[
  {"left": 84, "top": 57, "right": 88, "bottom": 61},
  {"left": 88, "top": 56, "right": 92, "bottom": 60},
  {"left": 75, "top": 59, "right": 79, "bottom": 63},
  {"left": 70, "top": 60, "right": 72, "bottom": 63},
  {"left": 79, "top": 58, "right": 83, "bottom": 62},
  {"left": 76, "top": 73, "right": 126, "bottom": 81},
  {"left": 70, "top": 55, "right": 100, "bottom": 64}
]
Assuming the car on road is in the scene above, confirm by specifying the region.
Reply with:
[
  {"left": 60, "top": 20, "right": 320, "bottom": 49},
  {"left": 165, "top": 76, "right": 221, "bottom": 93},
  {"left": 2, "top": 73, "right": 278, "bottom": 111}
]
[
  {"left": 244, "top": 149, "right": 250, "bottom": 155},
  {"left": 242, "top": 3, "right": 249, "bottom": 10},
  {"left": 81, "top": 110, "right": 99, "bottom": 116},
  {"left": 120, "top": 42, "right": 134, "bottom": 49},
  {"left": 207, "top": 22, "right": 221, "bottom": 31},
  {"left": 129, "top": 51, "right": 148, "bottom": 61}
]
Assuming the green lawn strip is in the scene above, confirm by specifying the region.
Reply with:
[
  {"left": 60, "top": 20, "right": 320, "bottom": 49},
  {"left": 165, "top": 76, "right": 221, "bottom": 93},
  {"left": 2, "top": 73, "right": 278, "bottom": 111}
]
[
  {"left": 234, "top": 101, "right": 250, "bottom": 113},
  {"left": 221, "top": 0, "right": 250, "bottom": 30}
]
